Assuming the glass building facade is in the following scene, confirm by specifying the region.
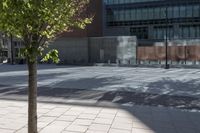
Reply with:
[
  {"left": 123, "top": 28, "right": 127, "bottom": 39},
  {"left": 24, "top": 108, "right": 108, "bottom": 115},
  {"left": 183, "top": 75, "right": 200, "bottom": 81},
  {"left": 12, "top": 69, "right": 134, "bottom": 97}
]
[
  {"left": 105, "top": 0, "right": 163, "bottom": 5},
  {"left": 104, "top": 0, "right": 200, "bottom": 43}
]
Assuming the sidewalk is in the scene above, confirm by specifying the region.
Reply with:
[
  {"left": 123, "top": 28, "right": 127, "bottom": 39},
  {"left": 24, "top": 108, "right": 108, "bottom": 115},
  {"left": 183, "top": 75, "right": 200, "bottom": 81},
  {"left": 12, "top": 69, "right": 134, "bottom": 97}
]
[{"left": 0, "top": 100, "right": 199, "bottom": 133}]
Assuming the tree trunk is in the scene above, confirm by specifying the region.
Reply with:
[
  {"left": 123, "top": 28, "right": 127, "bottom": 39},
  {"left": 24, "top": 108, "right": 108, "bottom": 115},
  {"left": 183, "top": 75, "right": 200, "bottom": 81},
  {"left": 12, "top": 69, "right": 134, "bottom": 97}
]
[{"left": 28, "top": 59, "right": 38, "bottom": 133}]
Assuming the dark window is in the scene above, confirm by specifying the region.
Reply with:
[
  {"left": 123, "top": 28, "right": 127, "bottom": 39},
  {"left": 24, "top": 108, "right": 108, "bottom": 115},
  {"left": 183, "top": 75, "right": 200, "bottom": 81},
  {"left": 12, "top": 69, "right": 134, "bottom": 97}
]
[{"left": 130, "top": 27, "right": 148, "bottom": 39}]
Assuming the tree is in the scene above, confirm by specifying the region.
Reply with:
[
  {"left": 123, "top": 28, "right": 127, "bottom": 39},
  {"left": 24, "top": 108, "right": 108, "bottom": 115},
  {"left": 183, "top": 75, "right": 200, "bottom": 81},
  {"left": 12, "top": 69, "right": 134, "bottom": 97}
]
[{"left": 0, "top": 0, "right": 91, "bottom": 133}]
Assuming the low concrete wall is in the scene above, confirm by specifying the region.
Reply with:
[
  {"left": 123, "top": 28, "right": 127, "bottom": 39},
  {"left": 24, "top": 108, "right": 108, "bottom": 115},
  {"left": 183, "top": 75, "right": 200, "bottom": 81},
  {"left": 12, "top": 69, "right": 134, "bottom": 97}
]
[
  {"left": 49, "top": 37, "right": 89, "bottom": 65},
  {"left": 49, "top": 36, "right": 137, "bottom": 65},
  {"left": 89, "top": 36, "right": 137, "bottom": 64}
]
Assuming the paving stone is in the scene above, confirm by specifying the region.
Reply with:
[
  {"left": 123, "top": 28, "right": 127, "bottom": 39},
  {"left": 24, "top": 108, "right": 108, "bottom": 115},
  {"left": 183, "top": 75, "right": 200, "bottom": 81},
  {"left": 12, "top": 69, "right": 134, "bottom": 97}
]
[
  {"left": 69, "top": 106, "right": 87, "bottom": 112},
  {"left": 65, "top": 125, "right": 88, "bottom": 132},
  {"left": 112, "top": 122, "right": 132, "bottom": 130},
  {"left": 152, "top": 120, "right": 174, "bottom": 129},
  {"left": 38, "top": 122, "right": 50, "bottom": 129},
  {"left": 15, "top": 128, "right": 27, "bottom": 133},
  {"left": 93, "top": 118, "right": 113, "bottom": 125},
  {"left": 38, "top": 108, "right": 51, "bottom": 114},
  {"left": 0, "top": 122, "right": 25, "bottom": 130},
  {"left": 152, "top": 113, "right": 171, "bottom": 123},
  {"left": 132, "top": 121, "right": 152, "bottom": 130},
  {"left": 86, "top": 130, "right": 106, "bottom": 133},
  {"left": 51, "top": 108, "right": 70, "bottom": 113},
  {"left": 62, "top": 131, "right": 81, "bottom": 133},
  {"left": 114, "top": 117, "right": 133, "bottom": 124},
  {"left": 132, "top": 128, "right": 155, "bottom": 133},
  {"left": 0, "top": 110, "right": 9, "bottom": 115},
  {"left": 38, "top": 104, "right": 56, "bottom": 110},
  {"left": 57, "top": 115, "right": 77, "bottom": 122},
  {"left": 78, "top": 113, "right": 96, "bottom": 120},
  {"left": 109, "top": 128, "right": 131, "bottom": 133},
  {"left": 89, "top": 123, "right": 110, "bottom": 132},
  {"left": 0, "top": 128, "right": 14, "bottom": 133},
  {"left": 38, "top": 116, "right": 57, "bottom": 123},
  {"left": 175, "top": 127, "right": 199, "bottom": 133},
  {"left": 97, "top": 113, "right": 115, "bottom": 119},
  {"left": 116, "top": 112, "right": 133, "bottom": 118},
  {"left": 172, "top": 120, "right": 196, "bottom": 128},
  {"left": 152, "top": 126, "right": 177, "bottom": 133},
  {"left": 64, "top": 111, "right": 82, "bottom": 116},
  {"left": 45, "top": 111, "right": 63, "bottom": 117},
  {"left": 83, "top": 108, "right": 101, "bottom": 115},
  {"left": 100, "top": 108, "right": 118, "bottom": 114},
  {"left": 72, "top": 119, "right": 92, "bottom": 126},
  {"left": 49, "top": 121, "right": 71, "bottom": 127},
  {"left": 40, "top": 125, "right": 66, "bottom": 133},
  {"left": 5, "top": 113, "right": 26, "bottom": 119}
]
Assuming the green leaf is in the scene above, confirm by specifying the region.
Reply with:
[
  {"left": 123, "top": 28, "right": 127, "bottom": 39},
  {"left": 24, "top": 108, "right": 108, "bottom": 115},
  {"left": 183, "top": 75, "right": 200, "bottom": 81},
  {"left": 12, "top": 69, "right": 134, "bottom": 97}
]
[{"left": 41, "top": 49, "right": 60, "bottom": 64}]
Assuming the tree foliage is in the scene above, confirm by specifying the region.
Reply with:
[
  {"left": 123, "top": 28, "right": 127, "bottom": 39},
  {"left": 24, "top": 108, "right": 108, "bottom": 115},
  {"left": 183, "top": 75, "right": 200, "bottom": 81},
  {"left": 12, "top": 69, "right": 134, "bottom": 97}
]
[{"left": 0, "top": 0, "right": 92, "bottom": 62}]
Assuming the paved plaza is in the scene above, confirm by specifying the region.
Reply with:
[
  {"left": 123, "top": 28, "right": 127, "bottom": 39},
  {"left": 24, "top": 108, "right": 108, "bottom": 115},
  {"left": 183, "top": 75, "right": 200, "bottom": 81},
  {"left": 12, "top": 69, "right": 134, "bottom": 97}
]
[
  {"left": 0, "top": 64, "right": 200, "bottom": 133},
  {"left": 0, "top": 99, "right": 200, "bottom": 133}
]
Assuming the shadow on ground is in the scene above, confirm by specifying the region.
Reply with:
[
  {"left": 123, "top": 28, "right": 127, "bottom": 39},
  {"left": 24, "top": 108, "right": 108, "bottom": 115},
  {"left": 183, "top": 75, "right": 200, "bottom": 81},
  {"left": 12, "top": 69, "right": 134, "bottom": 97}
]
[
  {"left": 1, "top": 76, "right": 200, "bottom": 110},
  {"left": 1, "top": 65, "right": 200, "bottom": 133}
]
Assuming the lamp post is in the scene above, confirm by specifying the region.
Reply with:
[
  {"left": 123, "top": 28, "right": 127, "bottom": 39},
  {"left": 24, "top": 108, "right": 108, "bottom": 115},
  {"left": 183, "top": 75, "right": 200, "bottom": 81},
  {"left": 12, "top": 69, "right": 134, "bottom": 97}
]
[{"left": 165, "top": 5, "right": 170, "bottom": 69}]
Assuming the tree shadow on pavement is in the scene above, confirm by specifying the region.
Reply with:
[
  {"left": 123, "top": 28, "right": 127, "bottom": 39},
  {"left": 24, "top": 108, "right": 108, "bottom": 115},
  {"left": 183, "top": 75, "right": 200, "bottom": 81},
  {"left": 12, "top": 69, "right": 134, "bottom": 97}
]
[
  {"left": 1, "top": 77, "right": 200, "bottom": 110},
  {"left": 1, "top": 75, "right": 200, "bottom": 133}
]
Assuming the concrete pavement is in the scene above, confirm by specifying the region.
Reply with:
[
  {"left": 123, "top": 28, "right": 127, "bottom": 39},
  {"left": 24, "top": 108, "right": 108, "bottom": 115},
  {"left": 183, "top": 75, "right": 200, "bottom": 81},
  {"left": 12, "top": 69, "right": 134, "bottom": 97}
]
[{"left": 0, "top": 100, "right": 200, "bottom": 133}]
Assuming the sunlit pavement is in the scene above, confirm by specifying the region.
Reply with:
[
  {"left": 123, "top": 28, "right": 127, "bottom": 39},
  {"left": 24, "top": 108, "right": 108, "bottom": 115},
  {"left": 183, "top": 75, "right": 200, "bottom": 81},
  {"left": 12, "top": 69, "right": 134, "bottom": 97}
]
[
  {"left": 0, "top": 100, "right": 199, "bottom": 133},
  {"left": 0, "top": 64, "right": 200, "bottom": 133}
]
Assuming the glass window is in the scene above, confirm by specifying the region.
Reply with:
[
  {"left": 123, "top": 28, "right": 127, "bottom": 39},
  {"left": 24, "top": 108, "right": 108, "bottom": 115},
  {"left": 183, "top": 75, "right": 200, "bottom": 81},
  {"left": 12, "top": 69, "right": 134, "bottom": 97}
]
[
  {"left": 182, "top": 26, "right": 189, "bottom": 38},
  {"left": 173, "top": 6, "right": 179, "bottom": 18},
  {"left": 154, "top": 8, "right": 160, "bottom": 19},
  {"left": 136, "top": 9, "right": 141, "bottom": 20},
  {"left": 149, "top": 8, "right": 154, "bottom": 19},
  {"left": 196, "top": 26, "right": 200, "bottom": 38},
  {"left": 143, "top": 8, "right": 148, "bottom": 20},
  {"left": 113, "top": 10, "right": 118, "bottom": 21},
  {"left": 169, "top": 27, "right": 174, "bottom": 39},
  {"left": 193, "top": 5, "right": 200, "bottom": 17},
  {"left": 186, "top": 6, "right": 193, "bottom": 17},
  {"left": 173, "top": 7, "right": 179, "bottom": 18},
  {"left": 190, "top": 26, "right": 195, "bottom": 38},
  {"left": 160, "top": 7, "right": 166, "bottom": 19},
  {"left": 156, "top": 27, "right": 161, "bottom": 39},
  {"left": 105, "top": 0, "right": 165, "bottom": 5},
  {"left": 153, "top": 28, "right": 158, "bottom": 39},
  {"left": 119, "top": 10, "right": 124, "bottom": 21},
  {"left": 131, "top": 9, "right": 136, "bottom": 20},
  {"left": 124, "top": 10, "right": 130, "bottom": 21},
  {"left": 180, "top": 6, "right": 186, "bottom": 18},
  {"left": 154, "top": 27, "right": 173, "bottom": 39},
  {"left": 168, "top": 7, "right": 173, "bottom": 18}
]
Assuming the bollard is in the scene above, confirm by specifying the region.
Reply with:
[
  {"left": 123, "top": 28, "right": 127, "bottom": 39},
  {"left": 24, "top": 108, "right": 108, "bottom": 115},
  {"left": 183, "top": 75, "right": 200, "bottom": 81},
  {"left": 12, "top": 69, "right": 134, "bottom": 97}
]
[
  {"left": 128, "top": 60, "right": 131, "bottom": 65},
  {"left": 108, "top": 60, "right": 111, "bottom": 65},
  {"left": 117, "top": 59, "right": 121, "bottom": 65}
]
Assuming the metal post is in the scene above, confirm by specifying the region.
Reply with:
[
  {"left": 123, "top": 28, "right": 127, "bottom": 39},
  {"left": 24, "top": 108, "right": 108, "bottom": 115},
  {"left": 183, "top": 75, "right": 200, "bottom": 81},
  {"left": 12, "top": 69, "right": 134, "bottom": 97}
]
[
  {"left": 165, "top": 5, "right": 169, "bottom": 69},
  {"left": 10, "top": 34, "right": 14, "bottom": 65},
  {"left": 184, "top": 45, "right": 187, "bottom": 65}
]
